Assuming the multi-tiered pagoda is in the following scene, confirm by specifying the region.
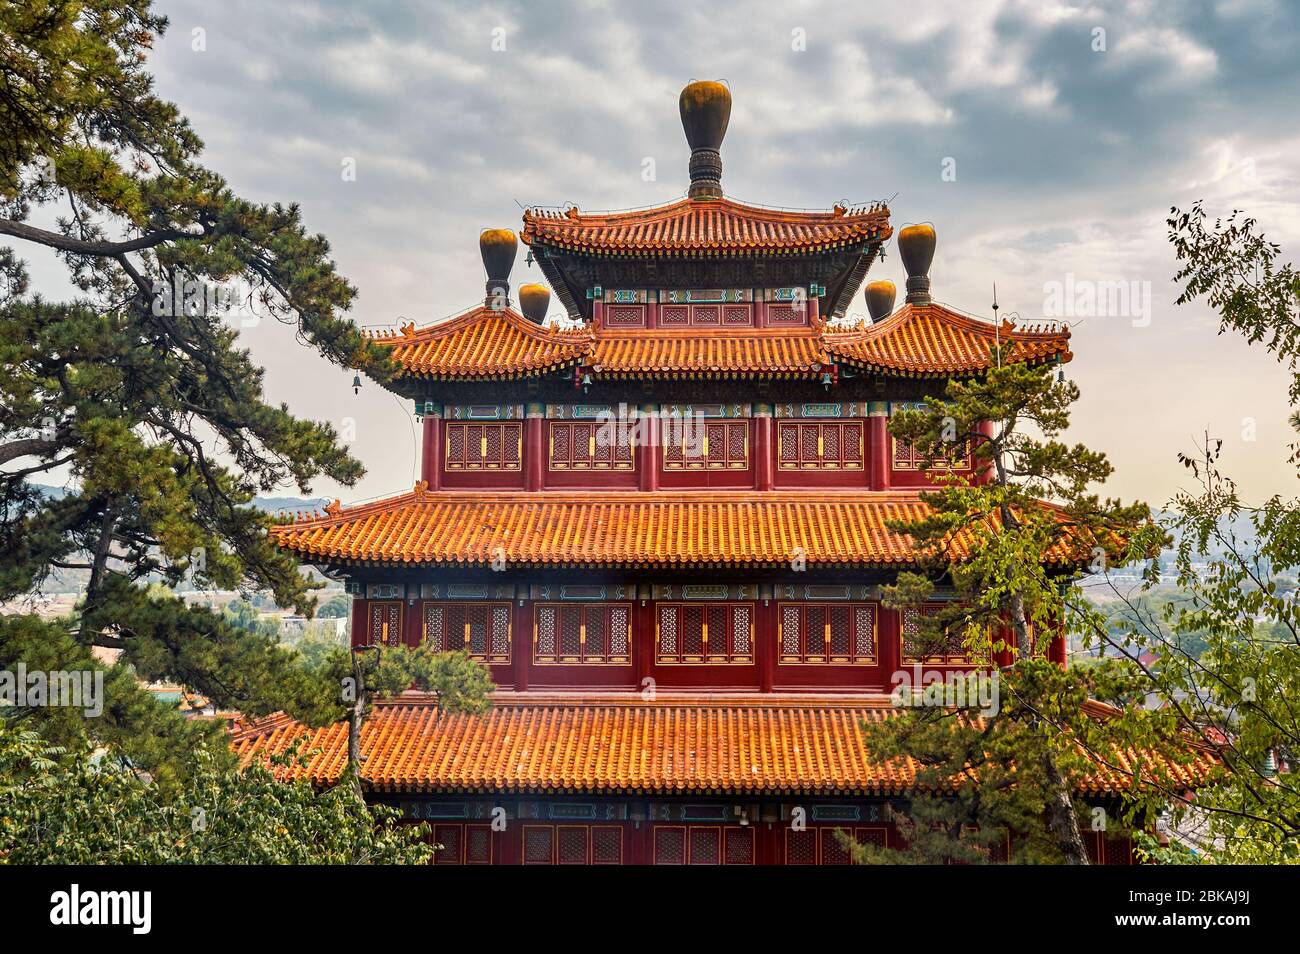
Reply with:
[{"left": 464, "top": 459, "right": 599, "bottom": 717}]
[{"left": 237, "top": 82, "right": 1208, "bottom": 865}]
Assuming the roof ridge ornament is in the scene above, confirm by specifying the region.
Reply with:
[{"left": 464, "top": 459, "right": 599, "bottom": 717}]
[
  {"left": 865, "top": 280, "right": 897, "bottom": 322},
  {"left": 479, "top": 228, "right": 517, "bottom": 308},
  {"left": 898, "top": 223, "right": 936, "bottom": 306},
  {"left": 518, "top": 283, "right": 551, "bottom": 324},
  {"left": 679, "top": 80, "right": 731, "bottom": 200}
]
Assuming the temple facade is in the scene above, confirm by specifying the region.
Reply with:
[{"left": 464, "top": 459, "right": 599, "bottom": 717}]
[{"left": 242, "top": 82, "right": 1200, "bottom": 865}]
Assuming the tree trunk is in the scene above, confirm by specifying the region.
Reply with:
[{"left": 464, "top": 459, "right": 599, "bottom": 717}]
[
  {"left": 346, "top": 654, "right": 367, "bottom": 803},
  {"left": 1043, "top": 750, "right": 1090, "bottom": 864},
  {"left": 1009, "top": 591, "right": 1032, "bottom": 658}
]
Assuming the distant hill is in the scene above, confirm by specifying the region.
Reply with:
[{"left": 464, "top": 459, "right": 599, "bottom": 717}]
[
  {"left": 250, "top": 496, "right": 330, "bottom": 515},
  {"left": 33, "top": 484, "right": 327, "bottom": 515}
]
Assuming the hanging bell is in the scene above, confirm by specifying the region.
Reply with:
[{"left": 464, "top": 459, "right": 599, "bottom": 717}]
[{"left": 352, "top": 373, "right": 362, "bottom": 395}]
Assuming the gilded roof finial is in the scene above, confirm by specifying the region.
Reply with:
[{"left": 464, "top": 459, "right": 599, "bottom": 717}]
[
  {"left": 679, "top": 80, "right": 731, "bottom": 200},
  {"left": 898, "top": 224, "right": 936, "bottom": 306}
]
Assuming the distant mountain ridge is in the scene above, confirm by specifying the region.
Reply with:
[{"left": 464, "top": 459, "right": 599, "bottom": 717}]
[{"left": 31, "top": 484, "right": 327, "bottom": 516}]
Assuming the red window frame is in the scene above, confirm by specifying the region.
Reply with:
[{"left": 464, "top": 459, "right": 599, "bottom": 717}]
[
  {"left": 656, "top": 602, "right": 754, "bottom": 664},
  {"left": 366, "top": 601, "right": 403, "bottom": 646},
  {"left": 652, "top": 825, "right": 753, "bottom": 865},
  {"left": 891, "top": 436, "right": 970, "bottom": 471},
  {"left": 785, "top": 826, "right": 890, "bottom": 864},
  {"left": 533, "top": 603, "right": 633, "bottom": 664},
  {"left": 777, "top": 602, "right": 878, "bottom": 664},
  {"left": 520, "top": 824, "right": 625, "bottom": 865},
  {"left": 445, "top": 421, "right": 522, "bottom": 471},
  {"left": 662, "top": 419, "right": 749, "bottom": 471},
  {"left": 548, "top": 421, "right": 634, "bottom": 471},
  {"left": 431, "top": 823, "right": 494, "bottom": 864},
  {"left": 900, "top": 603, "right": 968, "bottom": 663},
  {"left": 777, "top": 420, "right": 865, "bottom": 470},
  {"left": 422, "top": 601, "right": 512, "bottom": 664}
]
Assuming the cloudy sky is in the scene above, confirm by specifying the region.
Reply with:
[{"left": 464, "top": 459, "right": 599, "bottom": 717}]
[{"left": 47, "top": 0, "right": 1300, "bottom": 506}]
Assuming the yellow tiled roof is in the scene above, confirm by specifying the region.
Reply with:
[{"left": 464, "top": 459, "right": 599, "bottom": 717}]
[
  {"left": 521, "top": 198, "right": 890, "bottom": 257},
  {"left": 825, "top": 303, "right": 1071, "bottom": 376},
  {"left": 368, "top": 301, "right": 1070, "bottom": 380},
  {"left": 270, "top": 489, "right": 1102, "bottom": 568},
  {"left": 367, "top": 306, "right": 590, "bottom": 380},
  {"left": 232, "top": 696, "right": 1219, "bottom": 796}
]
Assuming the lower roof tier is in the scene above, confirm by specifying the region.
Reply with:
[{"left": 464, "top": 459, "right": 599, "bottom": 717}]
[
  {"left": 270, "top": 488, "right": 1094, "bottom": 568},
  {"left": 231, "top": 694, "right": 1218, "bottom": 796}
]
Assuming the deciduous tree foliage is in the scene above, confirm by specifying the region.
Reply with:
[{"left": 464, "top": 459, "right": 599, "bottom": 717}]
[
  {"left": 0, "top": 724, "right": 434, "bottom": 864},
  {"left": 1074, "top": 206, "right": 1300, "bottom": 864}
]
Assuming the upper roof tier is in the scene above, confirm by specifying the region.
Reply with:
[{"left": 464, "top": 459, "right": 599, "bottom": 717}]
[
  {"left": 521, "top": 197, "right": 891, "bottom": 258},
  {"left": 517, "top": 81, "right": 893, "bottom": 318}
]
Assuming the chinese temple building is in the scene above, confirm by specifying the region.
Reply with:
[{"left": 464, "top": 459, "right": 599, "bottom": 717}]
[{"left": 239, "top": 82, "right": 1211, "bottom": 865}]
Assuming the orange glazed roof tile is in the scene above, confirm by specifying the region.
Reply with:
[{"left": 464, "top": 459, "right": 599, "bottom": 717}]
[
  {"left": 231, "top": 696, "right": 1219, "bottom": 796},
  {"left": 371, "top": 302, "right": 1068, "bottom": 381},
  {"left": 591, "top": 327, "right": 825, "bottom": 377},
  {"left": 825, "top": 303, "right": 1072, "bottom": 376},
  {"left": 269, "top": 488, "right": 1094, "bottom": 568},
  {"left": 521, "top": 198, "right": 890, "bottom": 257},
  {"left": 366, "top": 305, "right": 592, "bottom": 380}
]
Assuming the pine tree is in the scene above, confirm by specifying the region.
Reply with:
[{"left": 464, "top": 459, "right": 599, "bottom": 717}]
[
  {"left": 857, "top": 351, "right": 1181, "bottom": 863},
  {"left": 0, "top": 1, "right": 492, "bottom": 776}
]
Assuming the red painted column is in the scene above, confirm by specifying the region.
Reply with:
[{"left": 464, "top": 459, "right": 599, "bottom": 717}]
[
  {"left": 807, "top": 291, "right": 820, "bottom": 325},
  {"left": 1049, "top": 614, "right": 1067, "bottom": 667},
  {"left": 592, "top": 298, "right": 604, "bottom": 326},
  {"left": 880, "top": 605, "right": 901, "bottom": 686},
  {"left": 350, "top": 596, "right": 368, "bottom": 648},
  {"left": 404, "top": 594, "right": 421, "bottom": 647},
  {"left": 635, "top": 593, "right": 654, "bottom": 692},
  {"left": 638, "top": 404, "right": 659, "bottom": 492},
  {"left": 525, "top": 403, "right": 545, "bottom": 491},
  {"left": 421, "top": 405, "right": 443, "bottom": 490},
  {"left": 512, "top": 597, "right": 530, "bottom": 692},
  {"left": 758, "top": 597, "right": 775, "bottom": 692},
  {"left": 754, "top": 405, "right": 774, "bottom": 491},
  {"left": 868, "top": 401, "right": 890, "bottom": 491}
]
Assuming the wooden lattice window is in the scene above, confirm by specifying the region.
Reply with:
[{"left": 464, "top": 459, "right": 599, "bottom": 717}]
[
  {"left": 650, "top": 826, "right": 754, "bottom": 865},
  {"left": 366, "top": 601, "right": 402, "bottom": 646},
  {"left": 777, "top": 421, "right": 865, "bottom": 470},
  {"left": 901, "top": 603, "right": 967, "bottom": 662},
  {"left": 662, "top": 420, "right": 748, "bottom": 470},
  {"left": 658, "top": 303, "right": 751, "bottom": 327},
  {"left": 723, "top": 305, "right": 751, "bottom": 325},
  {"left": 548, "top": 421, "right": 634, "bottom": 471},
  {"left": 519, "top": 825, "right": 623, "bottom": 865},
  {"left": 891, "top": 436, "right": 970, "bottom": 471},
  {"left": 431, "top": 823, "right": 493, "bottom": 865},
  {"left": 766, "top": 303, "right": 809, "bottom": 326},
  {"left": 445, "top": 422, "right": 522, "bottom": 471},
  {"left": 534, "top": 603, "right": 632, "bottom": 664},
  {"left": 778, "top": 602, "right": 877, "bottom": 663},
  {"left": 605, "top": 304, "right": 646, "bottom": 327},
  {"left": 653, "top": 826, "right": 686, "bottom": 865},
  {"left": 786, "top": 827, "right": 888, "bottom": 865},
  {"left": 656, "top": 602, "right": 754, "bottom": 663},
  {"left": 422, "top": 601, "right": 511, "bottom": 663}
]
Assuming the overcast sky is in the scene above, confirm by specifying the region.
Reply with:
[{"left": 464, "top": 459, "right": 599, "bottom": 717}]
[{"left": 30, "top": 0, "right": 1300, "bottom": 507}]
